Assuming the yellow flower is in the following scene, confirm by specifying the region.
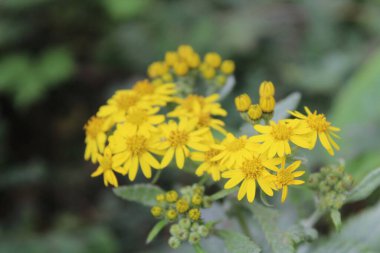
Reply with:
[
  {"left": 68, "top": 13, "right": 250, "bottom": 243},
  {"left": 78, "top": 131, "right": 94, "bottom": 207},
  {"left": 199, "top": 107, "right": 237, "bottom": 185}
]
[
  {"left": 204, "top": 52, "right": 222, "bottom": 68},
  {"left": 186, "top": 53, "right": 201, "bottom": 68},
  {"left": 160, "top": 119, "right": 209, "bottom": 169},
  {"left": 132, "top": 80, "right": 176, "bottom": 106},
  {"left": 221, "top": 60, "right": 235, "bottom": 75},
  {"left": 147, "top": 61, "right": 168, "bottom": 78},
  {"left": 289, "top": 107, "right": 340, "bottom": 156},
  {"left": 274, "top": 160, "right": 305, "bottom": 203},
  {"left": 151, "top": 206, "right": 163, "bottom": 217},
  {"left": 176, "top": 198, "right": 190, "bottom": 213},
  {"left": 248, "top": 104, "right": 262, "bottom": 121},
  {"left": 253, "top": 120, "right": 313, "bottom": 158},
  {"left": 202, "top": 67, "right": 216, "bottom": 79},
  {"left": 259, "top": 96, "right": 275, "bottom": 113},
  {"left": 108, "top": 129, "right": 162, "bottom": 181},
  {"left": 166, "top": 190, "right": 179, "bottom": 202},
  {"left": 174, "top": 61, "right": 189, "bottom": 76},
  {"left": 212, "top": 133, "right": 259, "bottom": 168},
  {"left": 84, "top": 116, "right": 109, "bottom": 163},
  {"left": 165, "top": 51, "right": 179, "bottom": 66},
  {"left": 91, "top": 147, "right": 124, "bottom": 187},
  {"left": 235, "top": 93, "right": 252, "bottom": 112},
  {"left": 194, "top": 111, "right": 227, "bottom": 135},
  {"left": 222, "top": 153, "right": 281, "bottom": 203},
  {"left": 123, "top": 106, "right": 165, "bottom": 135},
  {"left": 188, "top": 208, "right": 201, "bottom": 221},
  {"left": 177, "top": 45, "right": 194, "bottom": 59},
  {"left": 259, "top": 81, "right": 275, "bottom": 97}
]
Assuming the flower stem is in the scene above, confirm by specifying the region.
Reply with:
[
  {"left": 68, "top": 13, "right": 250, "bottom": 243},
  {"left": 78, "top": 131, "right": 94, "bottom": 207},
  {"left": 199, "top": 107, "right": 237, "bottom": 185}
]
[
  {"left": 198, "top": 175, "right": 208, "bottom": 185},
  {"left": 151, "top": 170, "right": 161, "bottom": 184},
  {"left": 302, "top": 209, "right": 323, "bottom": 228},
  {"left": 193, "top": 243, "right": 207, "bottom": 253}
]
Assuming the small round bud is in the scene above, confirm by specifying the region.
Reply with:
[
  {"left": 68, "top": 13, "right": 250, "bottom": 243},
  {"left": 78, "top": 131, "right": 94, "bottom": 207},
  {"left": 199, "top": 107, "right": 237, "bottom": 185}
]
[
  {"left": 204, "top": 52, "right": 222, "bottom": 68},
  {"left": 235, "top": 93, "right": 252, "bottom": 112},
  {"left": 259, "top": 81, "right": 275, "bottom": 97},
  {"left": 166, "top": 191, "right": 179, "bottom": 203},
  {"left": 333, "top": 194, "right": 346, "bottom": 210},
  {"left": 179, "top": 218, "right": 192, "bottom": 229},
  {"left": 156, "top": 194, "right": 165, "bottom": 202},
  {"left": 342, "top": 174, "right": 353, "bottom": 190},
  {"left": 259, "top": 96, "right": 275, "bottom": 113},
  {"left": 151, "top": 206, "right": 163, "bottom": 218},
  {"left": 202, "top": 67, "right": 216, "bottom": 79},
  {"left": 334, "top": 181, "right": 345, "bottom": 193},
  {"left": 176, "top": 198, "right": 190, "bottom": 213},
  {"left": 188, "top": 232, "right": 201, "bottom": 245},
  {"left": 165, "top": 51, "right": 179, "bottom": 66},
  {"left": 162, "top": 73, "right": 173, "bottom": 82},
  {"left": 326, "top": 175, "right": 338, "bottom": 186},
  {"left": 166, "top": 209, "right": 178, "bottom": 221},
  {"left": 221, "top": 60, "right": 235, "bottom": 75},
  {"left": 192, "top": 184, "right": 205, "bottom": 194},
  {"left": 216, "top": 75, "right": 226, "bottom": 86},
  {"left": 191, "top": 222, "right": 199, "bottom": 232},
  {"left": 192, "top": 194, "right": 203, "bottom": 206},
  {"left": 202, "top": 196, "right": 212, "bottom": 208},
  {"left": 186, "top": 53, "right": 200, "bottom": 68},
  {"left": 178, "top": 45, "right": 194, "bottom": 58},
  {"left": 319, "top": 181, "right": 331, "bottom": 193},
  {"left": 174, "top": 61, "right": 189, "bottom": 76},
  {"left": 308, "top": 173, "right": 320, "bottom": 188},
  {"left": 170, "top": 224, "right": 181, "bottom": 236},
  {"left": 177, "top": 228, "right": 189, "bottom": 241},
  {"left": 320, "top": 166, "right": 332, "bottom": 175},
  {"left": 247, "top": 104, "right": 262, "bottom": 121},
  {"left": 168, "top": 236, "right": 181, "bottom": 249},
  {"left": 198, "top": 225, "right": 209, "bottom": 237},
  {"left": 188, "top": 208, "right": 201, "bottom": 221}
]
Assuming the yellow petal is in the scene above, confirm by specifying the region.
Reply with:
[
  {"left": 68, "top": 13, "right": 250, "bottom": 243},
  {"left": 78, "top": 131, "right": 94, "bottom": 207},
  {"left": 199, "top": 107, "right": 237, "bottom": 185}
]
[
  {"left": 281, "top": 186, "right": 288, "bottom": 203},
  {"left": 246, "top": 179, "right": 256, "bottom": 203},
  {"left": 319, "top": 132, "right": 334, "bottom": 155},
  {"left": 237, "top": 179, "right": 248, "bottom": 200},
  {"left": 128, "top": 156, "right": 139, "bottom": 181},
  {"left": 140, "top": 158, "right": 152, "bottom": 179},
  {"left": 175, "top": 147, "right": 185, "bottom": 169},
  {"left": 91, "top": 166, "right": 103, "bottom": 177},
  {"left": 161, "top": 147, "right": 175, "bottom": 168}
]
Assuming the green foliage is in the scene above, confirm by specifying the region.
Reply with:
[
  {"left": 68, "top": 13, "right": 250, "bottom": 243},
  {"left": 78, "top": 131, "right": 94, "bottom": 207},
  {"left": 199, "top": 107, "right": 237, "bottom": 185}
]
[
  {"left": 113, "top": 183, "right": 164, "bottom": 206},
  {"left": 347, "top": 167, "right": 380, "bottom": 203},
  {"left": 146, "top": 220, "right": 168, "bottom": 244},
  {"left": 330, "top": 209, "right": 341, "bottom": 230},
  {"left": 217, "top": 229, "right": 261, "bottom": 253},
  {"left": 210, "top": 188, "right": 237, "bottom": 201}
]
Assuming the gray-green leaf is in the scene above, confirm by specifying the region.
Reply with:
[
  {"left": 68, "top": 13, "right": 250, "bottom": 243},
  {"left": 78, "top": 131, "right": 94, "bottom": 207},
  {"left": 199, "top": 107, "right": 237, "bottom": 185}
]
[
  {"left": 217, "top": 229, "right": 261, "bottom": 253},
  {"left": 346, "top": 167, "right": 380, "bottom": 203},
  {"left": 272, "top": 92, "right": 301, "bottom": 121},
  {"left": 113, "top": 183, "right": 164, "bottom": 206},
  {"left": 330, "top": 209, "right": 341, "bottom": 230},
  {"left": 146, "top": 220, "right": 168, "bottom": 244}
]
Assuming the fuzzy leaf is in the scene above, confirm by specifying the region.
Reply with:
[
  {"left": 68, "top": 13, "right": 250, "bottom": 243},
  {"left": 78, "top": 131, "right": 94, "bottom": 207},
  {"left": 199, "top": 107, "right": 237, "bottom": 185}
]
[
  {"left": 346, "top": 167, "right": 380, "bottom": 203},
  {"left": 330, "top": 209, "right": 341, "bottom": 230},
  {"left": 272, "top": 92, "right": 301, "bottom": 121},
  {"left": 113, "top": 183, "right": 164, "bottom": 206},
  {"left": 210, "top": 188, "right": 237, "bottom": 201},
  {"left": 217, "top": 229, "right": 261, "bottom": 253},
  {"left": 247, "top": 204, "right": 295, "bottom": 253},
  {"left": 146, "top": 220, "right": 168, "bottom": 244}
]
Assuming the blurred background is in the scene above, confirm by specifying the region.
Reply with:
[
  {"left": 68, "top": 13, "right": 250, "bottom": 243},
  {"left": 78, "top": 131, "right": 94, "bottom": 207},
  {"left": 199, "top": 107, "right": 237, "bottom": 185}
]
[{"left": 1, "top": 0, "right": 380, "bottom": 252}]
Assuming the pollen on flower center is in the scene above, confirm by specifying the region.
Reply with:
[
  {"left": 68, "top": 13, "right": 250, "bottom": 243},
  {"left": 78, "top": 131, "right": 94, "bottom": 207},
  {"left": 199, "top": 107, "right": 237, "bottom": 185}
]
[
  {"left": 126, "top": 110, "right": 148, "bottom": 125},
  {"left": 84, "top": 116, "right": 104, "bottom": 138},
  {"left": 241, "top": 158, "right": 264, "bottom": 179},
  {"left": 271, "top": 123, "right": 291, "bottom": 140},
  {"left": 307, "top": 114, "right": 329, "bottom": 132},
  {"left": 205, "top": 149, "right": 220, "bottom": 165},
  {"left": 227, "top": 138, "right": 246, "bottom": 152},
  {"left": 116, "top": 93, "right": 139, "bottom": 111},
  {"left": 168, "top": 130, "right": 189, "bottom": 147},
  {"left": 198, "top": 113, "right": 211, "bottom": 127},
  {"left": 276, "top": 169, "right": 293, "bottom": 186},
  {"left": 126, "top": 135, "right": 147, "bottom": 155}
]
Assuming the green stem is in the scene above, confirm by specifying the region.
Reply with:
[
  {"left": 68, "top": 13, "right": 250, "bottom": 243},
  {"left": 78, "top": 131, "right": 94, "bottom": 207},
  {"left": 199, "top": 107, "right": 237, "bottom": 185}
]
[
  {"left": 235, "top": 208, "right": 253, "bottom": 239},
  {"left": 198, "top": 175, "right": 208, "bottom": 185},
  {"left": 193, "top": 243, "right": 207, "bottom": 253},
  {"left": 151, "top": 170, "right": 162, "bottom": 184},
  {"left": 302, "top": 209, "right": 323, "bottom": 228}
]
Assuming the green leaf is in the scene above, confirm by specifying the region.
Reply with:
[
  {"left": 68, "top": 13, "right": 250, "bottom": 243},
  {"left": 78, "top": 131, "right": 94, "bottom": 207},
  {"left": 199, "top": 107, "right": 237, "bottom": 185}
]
[
  {"left": 113, "top": 183, "right": 164, "bottom": 206},
  {"left": 146, "top": 220, "right": 168, "bottom": 244},
  {"left": 330, "top": 209, "right": 341, "bottom": 230},
  {"left": 192, "top": 244, "right": 207, "bottom": 253},
  {"left": 346, "top": 167, "right": 380, "bottom": 203},
  {"left": 247, "top": 204, "right": 295, "bottom": 253},
  {"left": 217, "top": 229, "right": 261, "bottom": 253},
  {"left": 210, "top": 188, "right": 237, "bottom": 201}
]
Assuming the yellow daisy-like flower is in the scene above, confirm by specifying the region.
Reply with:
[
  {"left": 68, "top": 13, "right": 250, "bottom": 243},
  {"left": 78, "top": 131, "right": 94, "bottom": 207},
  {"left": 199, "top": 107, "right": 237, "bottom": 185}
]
[
  {"left": 84, "top": 116, "right": 109, "bottom": 163},
  {"left": 123, "top": 106, "right": 165, "bottom": 135},
  {"left": 212, "top": 133, "right": 259, "bottom": 168},
  {"left": 222, "top": 153, "right": 281, "bottom": 203},
  {"left": 132, "top": 80, "right": 176, "bottom": 106},
  {"left": 108, "top": 128, "right": 162, "bottom": 181},
  {"left": 253, "top": 120, "right": 313, "bottom": 158},
  {"left": 289, "top": 107, "right": 340, "bottom": 156},
  {"left": 160, "top": 119, "right": 209, "bottom": 169},
  {"left": 91, "top": 147, "right": 124, "bottom": 187},
  {"left": 274, "top": 160, "right": 305, "bottom": 203},
  {"left": 194, "top": 110, "right": 227, "bottom": 135}
]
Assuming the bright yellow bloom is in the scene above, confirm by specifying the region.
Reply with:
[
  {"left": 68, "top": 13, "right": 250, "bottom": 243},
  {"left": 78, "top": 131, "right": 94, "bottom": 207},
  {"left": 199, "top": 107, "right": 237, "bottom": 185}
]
[
  {"left": 176, "top": 198, "right": 190, "bottom": 213},
  {"left": 259, "top": 81, "right": 275, "bottom": 97},
  {"left": 84, "top": 116, "right": 109, "bottom": 163},
  {"left": 151, "top": 206, "right": 163, "bottom": 217},
  {"left": 177, "top": 45, "right": 194, "bottom": 59},
  {"left": 91, "top": 147, "right": 124, "bottom": 187},
  {"left": 221, "top": 60, "right": 235, "bottom": 75},
  {"left": 289, "top": 107, "right": 340, "bottom": 156},
  {"left": 108, "top": 129, "right": 162, "bottom": 181},
  {"left": 204, "top": 52, "right": 222, "bottom": 68},
  {"left": 222, "top": 153, "right": 281, "bottom": 203},
  {"left": 186, "top": 53, "right": 201, "bottom": 68},
  {"left": 194, "top": 110, "right": 227, "bottom": 135},
  {"left": 235, "top": 93, "right": 252, "bottom": 112},
  {"left": 160, "top": 119, "right": 209, "bottom": 169},
  {"left": 253, "top": 120, "right": 313, "bottom": 158},
  {"left": 248, "top": 104, "right": 262, "bottom": 121},
  {"left": 166, "top": 190, "right": 179, "bottom": 202},
  {"left": 123, "top": 106, "right": 165, "bottom": 135},
  {"left": 188, "top": 208, "right": 201, "bottom": 221},
  {"left": 259, "top": 96, "right": 275, "bottom": 113},
  {"left": 212, "top": 133, "right": 259, "bottom": 168},
  {"left": 165, "top": 51, "right": 179, "bottom": 66},
  {"left": 174, "top": 61, "right": 189, "bottom": 76},
  {"left": 132, "top": 80, "right": 176, "bottom": 106},
  {"left": 147, "top": 61, "right": 168, "bottom": 78},
  {"left": 202, "top": 67, "right": 216, "bottom": 79},
  {"left": 274, "top": 160, "right": 305, "bottom": 203}
]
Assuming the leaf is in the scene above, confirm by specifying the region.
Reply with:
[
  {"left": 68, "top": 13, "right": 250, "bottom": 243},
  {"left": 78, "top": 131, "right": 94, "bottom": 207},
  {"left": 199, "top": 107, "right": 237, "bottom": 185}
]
[
  {"left": 146, "top": 220, "right": 168, "bottom": 244},
  {"left": 217, "top": 229, "right": 261, "bottom": 253},
  {"left": 247, "top": 204, "right": 295, "bottom": 253},
  {"left": 210, "top": 188, "right": 237, "bottom": 201},
  {"left": 330, "top": 209, "right": 341, "bottom": 231},
  {"left": 192, "top": 244, "right": 207, "bottom": 253},
  {"left": 272, "top": 92, "right": 302, "bottom": 121},
  {"left": 113, "top": 183, "right": 164, "bottom": 206},
  {"left": 346, "top": 167, "right": 380, "bottom": 203}
]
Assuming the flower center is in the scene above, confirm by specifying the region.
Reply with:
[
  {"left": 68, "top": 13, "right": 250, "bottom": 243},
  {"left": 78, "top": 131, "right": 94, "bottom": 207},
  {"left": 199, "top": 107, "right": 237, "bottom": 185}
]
[
  {"left": 307, "top": 114, "right": 329, "bottom": 132},
  {"left": 240, "top": 157, "right": 264, "bottom": 179},
  {"left": 182, "top": 95, "right": 205, "bottom": 111},
  {"left": 133, "top": 80, "right": 155, "bottom": 95},
  {"left": 227, "top": 138, "right": 246, "bottom": 152},
  {"left": 126, "top": 109, "right": 148, "bottom": 125},
  {"left": 271, "top": 123, "right": 291, "bottom": 140},
  {"left": 102, "top": 155, "right": 113, "bottom": 171},
  {"left": 115, "top": 93, "right": 139, "bottom": 111},
  {"left": 84, "top": 117, "right": 104, "bottom": 138},
  {"left": 126, "top": 135, "right": 147, "bottom": 156},
  {"left": 168, "top": 130, "right": 189, "bottom": 147},
  {"left": 198, "top": 113, "right": 211, "bottom": 127},
  {"left": 205, "top": 149, "right": 220, "bottom": 166},
  {"left": 276, "top": 169, "right": 294, "bottom": 186}
]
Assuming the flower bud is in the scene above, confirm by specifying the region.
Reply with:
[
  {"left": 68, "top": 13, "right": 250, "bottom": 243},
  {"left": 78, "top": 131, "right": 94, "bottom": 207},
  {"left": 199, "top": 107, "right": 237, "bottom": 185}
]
[
  {"left": 177, "top": 228, "right": 189, "bottom": 241},
  {"left": 188, "top": 232, "right": 201, "bottom": 245},
  {"left": 204, "top": 52, "right": 222, "bottom": 68},
  {"left": 168, "top": 236, "right": 181, "bottom": 249},
  {"left": 166, "top": 191, "right": 178, "bottom": 203},
  {"left": 191, "top": 222, "right": 199, "bottom": 232},
  {"left": 216, "top": 75, "right": 226, "bottom": 86},
  {"left": 235, "top": 94, "right": 252, "bottom": 112},
  {"left": 174, "top": 61, "right": 189, "bottom": 76},
  {"left": 318, "top": 181, "right": 331, "bottom": 193},
  {"left": 202, "top": 67, "right": 216, "bottom": 79},
  {"left": 259, "top": 96, "right": 275, "bottom": 113},
  {"left": 333, "top": 194, "right": 346, "bottom": 209},
  {"left": 170, "top": 224, "right": 181, "bottom": 236},
  {"left": 165, "top": 51, "right": 179, "bottom": 66},
  {"left": 247, "top": 104, "right": 262, "bottom": 121},
  {"left": 198, "top": 225, "right": 209, "bottom": 237},
  {"left": 186, "top": 53, "right": 200, "bottom": 68},
  {"left": 308, "top": 173, "right": 320, "bottom": 188},
  {"left": 151, "top": 206, "right": 163, "bottom": 218},
  {"left": 202, "top": 196, "right": 212, "bottom": 208},
  {"left": 259, "top": 81, "right": 275, "bottom": 97},
  {"left": 176, "top": 198, "right": 190, "bottom": 213},
  {"left": 221, "top": 60, "right": 235, "bottom": 75},
  {"left": 166, "top": 209, "right": 178, "bottom": 221},
  {"left": 188, "top": 208, "right": 201, "bottom": 221},
  {"left": 191, "top": 194, "right": 203, "bottom": 206},
  {"left": 178, "top": 45, "right": 194, "bottom": 58},
  {"left": 156, "top": 194, "right": 165, "bottom": 202},
  {"left": 179, "top": 218, "right": 192, "bottom": 229}
]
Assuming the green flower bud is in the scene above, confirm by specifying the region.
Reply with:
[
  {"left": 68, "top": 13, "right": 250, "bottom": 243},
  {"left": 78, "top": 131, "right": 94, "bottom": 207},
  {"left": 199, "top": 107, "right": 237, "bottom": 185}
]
[
  {"left": 192, "top": 194, "right": 203, "bottom": 206},
  {"left": 202, "top": 196, "right": 212, "bottom": 208},
  {"left": 334, "top": 181, "right": 345, "bottom": 193},
  {"left": 179, "top": 218, "right": 192, "bottom": 229},
  {"left": 333, "top": 194, "right": 346, "bottom": 210},
  {"left": 188, "top": 232, "right": 201, "bottom": 245},
  {"left": 192, "top": 184, "right": 205, "bottom": 195},
  {"left": 342, "top": 174, "right": 353, "bottom": 190},
  {"left": 326, "top": 175, "right": 338, "bottom": 186},
  {"left": 198, "top": 225, "right": 209, "bottom": 237},
  {"left": 308, "top": 173, "right": 320, "bottom": 188},
  {"left": 166, "top": 209, "right": 178, "bottom": 221},
  {"left": 178, "top": 228, "right": 189, "bottom": 241},
  {"left": 168, "top": 236, "right": 181, "bottom": 249},
  {"left": 170, "top": 224, "right": 181, "bottom": 236},
  {"left": 320, "top": 166, "right": 332, "bottom": 175},
  {"left": 191, "top": 222, "right": 200, "bottom": 232},
  {"left": 318, "top": 181, "right": 331, "bottom": 193}
]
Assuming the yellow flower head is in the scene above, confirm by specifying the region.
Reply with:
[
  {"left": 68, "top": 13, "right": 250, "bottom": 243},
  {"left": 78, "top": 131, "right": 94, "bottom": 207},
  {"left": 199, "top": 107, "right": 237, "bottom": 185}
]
[
  {"left": 221, "top": 60, "right": 235, "bottom": 75},
  {"left": 289, "top": 107, "right": 340, "bottom": 156},
  {"left": 124, "top": 106, "right": 165, "bottom": 135},
  {"left": 166, "top": 190, "right": 179, "bottom": 202},
  {"left": 147, "top": 61, "right": 168, "bottom": 78},
  {"left": 212, "top": 133, "right": 259, "bottom": 168},
  {"left": 259, "top": 96, "right": 275, "bottom": 113},
  {"left": 176, "top": 198, "right": 190, "bottom": 213},
  {"left": 165, "top": 51, "right": 179, "bottom": 66},
  {"left": 253, "top": 120, "right": 314, "bottom": 158},
  {"left": 274, "top": 160, "right": 305, "bottom": 203},
  {"left": 248, "top": 104, "right": 262, "bottom": 121},
  {"left": 235, "top": 93, "right": 252, "bottom": 112},
  {"left": 259, "top": 81, "right": 275, "bottom": 97},
  {"left": 108, "top": 128, "right": 162, "bottom": 181},
  {"left": 177, "top": 45, "right": 194, "bottom": 59},
  {"left": 174, "top": 61, "right": 189, "bottom": 76},
  {"left": 222, "top": 153, "right": 281, "bottom": 203},
  {"left": 186, "top": 53, "right": 201, "bottom": 68},
  {"left": 91, "top": 147, "right": 124, "bottom": 187},
  {"left": 84, "top": 116, "right": 108, "bottom": 163},
  {"left": 151, "top": 206, "right": 163, "bottom": 217},
  {"left": 204, "top": 52, "right": 222, "bottom": 68},
  {"left": 132, "top": 80, "right": 176, "bottom": 106},
  {"left": 202, "top": 66, "right": 216, "bottom": 79},
  {"left": 159, "top": 118, "right": 209, "bottom": 169},
  {"left": 188, "top": 208, "right": 201, "bottom": 221}
]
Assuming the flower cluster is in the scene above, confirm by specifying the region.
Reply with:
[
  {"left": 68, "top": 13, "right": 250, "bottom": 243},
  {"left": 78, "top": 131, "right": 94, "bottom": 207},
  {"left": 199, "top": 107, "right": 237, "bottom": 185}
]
[{"left": 151, "top": 185, "right": 212, "bottom": 248}]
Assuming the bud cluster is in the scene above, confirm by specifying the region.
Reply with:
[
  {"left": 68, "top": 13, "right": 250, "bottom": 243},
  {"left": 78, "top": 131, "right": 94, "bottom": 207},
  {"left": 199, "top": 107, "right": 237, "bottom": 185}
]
[
  {"left": 308, "top": 165, "right": 353, "bottom": 211},
  {"left": 150, "top": 184, "right": 213, "bottom": 249}
]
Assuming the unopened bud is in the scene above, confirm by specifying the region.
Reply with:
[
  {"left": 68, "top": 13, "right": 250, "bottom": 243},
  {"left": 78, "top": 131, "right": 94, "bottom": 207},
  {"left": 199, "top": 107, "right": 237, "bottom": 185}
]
[
  {"left": 259, "top": 96, "right": 275, "bottom": 113},
  {"left": 235, "top": 94, "right": 252, "bottom": 112},
  {"left": 168, "top": 236, "right": 181, "bottom": 249},
  {"left": 188, "top": 232, "right": 201, "bottom": 245},
  {"left": 259, "top": 81, "right": 275, "bottom": 97},
  {"left": 247, "top": 104, "right": 262, "bottom": 121}
]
